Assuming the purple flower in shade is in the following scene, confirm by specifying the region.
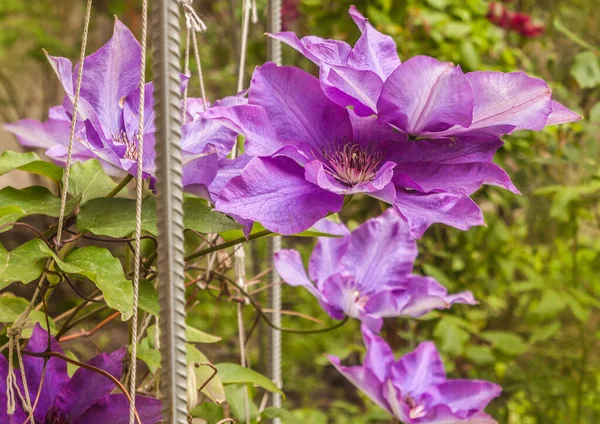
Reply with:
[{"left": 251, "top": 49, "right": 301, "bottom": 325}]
[
  {"left": 204, "top": 62, "right": 518, "bottom": 237},
  {"left": 329, "top": 326, "right": 502, "bottom": 423},
  {"left": 270, "top": 5, "right": 400, "bottom": 117},
  {"left": 273, "top": 209, "right": 476, "bottom": 332},
  {"left": 0, "top": 325, "right": 160, "bottom": 424},
  {"left": 272, "top": 6, "right": 580, "bottom": 138}
]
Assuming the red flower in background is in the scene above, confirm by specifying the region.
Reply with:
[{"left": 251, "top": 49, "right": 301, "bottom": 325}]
[
  {"left": 282, "top": 0, "right": 300, "bottom": 31},
  {"left": 488, "top": 2, "right": 545, "bottom": 38}
]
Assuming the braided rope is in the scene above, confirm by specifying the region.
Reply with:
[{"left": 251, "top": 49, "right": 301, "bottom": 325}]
[{"left": 129, "top": 0, "right": 150, "bottom": 421}]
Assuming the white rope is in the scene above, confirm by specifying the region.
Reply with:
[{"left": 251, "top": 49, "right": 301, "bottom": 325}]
[
  {"left": 180, "top": 0, "right": 208, "bottom": 118},
  {"left": 267, "top": 1, "right": 283, "bottom": 422},
  {"left": 236, "top": 0, "right": 253, "bottom": 93},
  {"left": 128, "top": 0, "right": 149, "bottom": 421},
  {"left": 235, "top": 246, "right": 251, "bottom": 424},
  {"left": 56, "top": 0, "right": 93, "bottom": 246}
]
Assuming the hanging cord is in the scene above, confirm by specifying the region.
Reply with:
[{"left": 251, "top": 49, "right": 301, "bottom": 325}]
[
  {"left": 129, "top": 0, "right": 149, "bottom": 422},
  {"left": 267, "top": 1, "right": 283, "bottom": 422},
  {"left": 55, "top": 0, "right": 93, "bottom": 247},
  {"left": 236, "top": 0, "right": 255, "bottom": 93},
  {"left": 179, "top": 0, "right": 208, "bottom": 120}
]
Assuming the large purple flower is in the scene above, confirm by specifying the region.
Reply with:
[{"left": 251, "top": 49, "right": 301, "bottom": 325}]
[
  {"left": 270, "top": 5, "right": 400, "bottom": 117},
  {"left": 0, "top": 325, "right": 160, "bottom": 424},
  {"left": 329, "top": 326, "right": 501, "bottom": 423},
  {"left": 273, "top": 6, "right": 580, "bottom": 138},
  {"left": 205, "top": 63, "right": 517, "bottom": 237},
  {"left": 274, "top": 209, "right": 475, "bottom": 332}
]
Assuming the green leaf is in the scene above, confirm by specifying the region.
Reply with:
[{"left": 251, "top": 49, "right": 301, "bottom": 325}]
[
  {"left": 260, "top": 407, "right": 302, "bottom": 424},
  {"left": 433, "top": 318, "right": 470, "bottom": 356},
  {"left": 56, "top": 246, "right": 133, "bottom": 320},
  {"left": 77, "top": 196, "right": 240, "bottom": 238},
  {"left": 132, "top": 338, "right": 161, "bottom": 374},
  {"left": 138, "top": 279, "right": 159, "bottom": 316},
  {"left": 0, "top": 186, "right": 76, "bottom": 231},
  {"left": 570, "top": 51, "right": 600, "bottom": 89},
  {"left": 187, "top": 344, "right": 226, "bottom": 404},
  {"left": 0, "top": 294, "right": 29, "bottom": 323},
  {"left": 67, "top": 159, "right": 116, "bottom": 204},
  {"left": 0, "top": 239, "right": 54, "bottom": 289},
  {"left": 481, "top": 331, "right": 529, "bottom": 356},
  {"left": 553, "top": 18, "right": 598, "bottom": 52},
  {"left": 215, "top": 363, "right": 284, "bottom": 396},
  {"left": 186, "top": 324, "right": 221, "bottom": 344},
  {"left": 224, "top": 384, "right": 258, "bottom": 422},
  {"left": 465, "top": 345, "right": 496, "bottom": 365},
  {"left": 0, "top": 150, "right": 62, "bottom": 183},
  {"left": 534, "top": 289, "right": 567, "bottom": 319},
  {"left": 530, "top": 322, "right": 561, "bottom": 344}
]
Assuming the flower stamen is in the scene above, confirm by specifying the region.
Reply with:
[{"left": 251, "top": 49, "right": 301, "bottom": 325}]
[{"left": 322, "top": 139, "right": 382, "bottom": 187}]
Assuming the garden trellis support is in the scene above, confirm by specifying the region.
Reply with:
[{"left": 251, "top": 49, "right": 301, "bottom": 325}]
[{"left": 151, "top": 0, "right": 188, "bottom": 422}]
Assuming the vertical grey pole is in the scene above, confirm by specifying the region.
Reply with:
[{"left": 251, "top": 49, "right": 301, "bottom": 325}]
[
  {"left": 152, "top": 1, "right": 188, "bottom": 423},
  {"left": 267, "top": 1, "right": 283, "bottom": 419}
]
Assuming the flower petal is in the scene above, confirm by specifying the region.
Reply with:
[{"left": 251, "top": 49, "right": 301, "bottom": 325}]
[
  {"left": 268, "top": 32, "right": 351, "bottom": 66},
  {"left": 421, "top": 405, "right": 498, "bottom": 424},
  {"left": 545, "top": 100, "right": 582, "bottom": 126},
  {"left": 309, "top": 223, "right": 350, "bottom": 284},
  {"left": 426, "top": 380, "right": 502, "bottom": 415},
  {"left": 378, "top": 56, "right": 473, "bottom": 135},
  {"left": 215, "top": 156, "right": 344, "bottom": 235},
  {"left": 74, "top": 394, "right": 161, "bottom": 424},
  {"left": 394, "top": 190, "right": 485, "bottom": 238},
  {"left": 54, "top": 348, "right": 126, "bottom": 419},
  {"left": 361, "top": 325, "right": 395, "bottom": 383},
  {"left": 19, "top": 324, "right": 70, "bottom": 423},
  {"left": 347, "top": 5, "right": 401, "bottom": 80},
  {"left": 340, "top": 208, "right": 417, "bottom": 291},
  {"left": 249, "top": 63, "right": 353, "bottom": 156},
  {"left": 320, "top": 64, "right": 383, "bottom": 116},
  {"left": 273, "top": 249, "right": 321, "bottom": 300},
  {"left": 0, "top": 394, "right": 27, "bottom": 424},
  {"left": 391, "top": 341, "right": 446, "bottom": 396}
]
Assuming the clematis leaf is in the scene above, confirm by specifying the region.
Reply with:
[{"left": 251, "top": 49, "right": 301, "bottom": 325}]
[
  {"left": 131, "top": 338, "right": 161, "bottom": 374},
  {"left": 0, "top": 186, "right": 77, "bottom": 231},
  {"left": 0, "top": 238, "right": 54, "bottom": 289},
  {"left": 187, "top": 344, "right": 226, "bottom": 404},
  {"left": 481, "top": 331, "right": 529, "bottom": 356},
  {"left": 138, "top": 279, "right": 159, "bottom": 316},
  {"left": 0, "top": 294, "right": 30, "bottom": 323},
  {"left": 224, "top": 384, "right": 259, "bottom": 422},
  {"left": 77, "top": 196, "right": 240, "bottom": 238},
  {"left": 259, "top": 407, "right": 302, "bottom": 424},
  {"left": 55, "top": 246, "right": 133, "bottom": 320},
  {"left": 215, "top": 363, "right": 284, "bottom": 396},
  {"left": 67, "top": 159, "right": 117, "bottom": 204},
  {"left": 186, "top": 325, "right": 221, "bottom": 344},
  {"left": 0, "top": 150, "right": 63, "bottom": 183}
]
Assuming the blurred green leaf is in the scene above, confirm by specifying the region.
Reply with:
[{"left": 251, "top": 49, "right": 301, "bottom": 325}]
[
  {"left": 481, "top": 331, "right": 529, "bottom": 356},
  {"left": 570, "top": 51, "right": 600, "bottom": 89},
  {"left": 0, "top": 150, "right": 62, "bottom": 182},
  {"left": 216, "top": 363, "right": 284, "bottom": 395}
]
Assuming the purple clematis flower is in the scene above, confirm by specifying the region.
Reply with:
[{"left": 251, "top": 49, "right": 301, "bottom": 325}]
[
  {"left": 273, "top": 209, "right": 476, "bottom": 332},
  {"left": 204, "top": 62, "right": 518, "bottom": 237},
  {"left": 273, "top": 6, "right": 580, "bottom": 138},
  {"left": 270, "top": 5, "right": 400, "bottom": 117},
  {"left": 0, "top": 324, "right": 160, "bottom": 424},
  {"left": 329, "top": 326, "right": 502, "bottom": 423}
]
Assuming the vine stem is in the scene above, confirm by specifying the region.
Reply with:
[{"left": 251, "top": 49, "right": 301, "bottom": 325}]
[{"left": 107, "top": 174, "right": 134, "bottom": 198}]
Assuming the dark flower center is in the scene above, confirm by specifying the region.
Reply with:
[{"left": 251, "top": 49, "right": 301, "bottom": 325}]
[
  {"left": 114, "top": 130, "right": 139, "bottom": 160},
  {"left": 44, "top": 407, "right": 71, "bottom": 424},
  {"left": 405, "top": 395, "right": 426, "bottom": 419},
  {"left": 322, "top": 140, "right": 382, "bottom": 186}
]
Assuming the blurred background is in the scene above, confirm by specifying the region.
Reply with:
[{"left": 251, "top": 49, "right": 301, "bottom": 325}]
[{"left": 0, "top": 0, "right": 599, "bottom": 423}]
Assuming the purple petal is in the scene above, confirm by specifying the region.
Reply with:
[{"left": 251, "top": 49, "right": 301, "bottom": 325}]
[
  {"left": 426, "top": 380, "right": 502, "bottom": 415},
  {"left": 180, "top": 117, "right": 237, "bottom": 158},
  {"left": 422, "top": 405, "right": 498, "bottom": 424},
  {"left": 319, "top": 273, "right": 358, "bottom": 320},
  {"left": 395, "top": 135, "right": 503, "bottom": 165},
  {"left": 273, "top": 249, "right": 321, "bottom": 300},
  {"left": 443, "top": 71, "right": 553, "bottom": 135},
  {"left": 328, "top": 356, "right": 390, "bottom": 413},
  {"left": 54, "top": 348, "right": 126, "bottom": 419},
  {"left": 123, "top": 82, "right": 155, "bottom": 137},
  {"left": 182, "top": 151, "right": 220, "bottom": 197},
  {"left": 19, "top": 324, "right": 70, "bottom": 423},
  {"left": 74, "top": 394, "right": 161, "bottom": 424},
  {"left": 249, "top": 63, "right": 353, "bottom": 156},
  {"left": 73, "top": 19, "right": 141, "bottom": 138},
  {"left": 347, "top": 6, "right": 401, "bottom": 80},
  {"left": 215, "top": 156, "right": 344, "bottom": 235},
  {"left": 269, "top": 32, "right": 351, "bottom": 66},
  {"left": 394, "top": 162, "right": 518, "bottom": 196},
  {"left": 3, "top": 118, "right": 72, "bottom": 150},
  {"left": 208, "top": 155, "right": 253, "bottom": 201},
  {"left": 378, "top": 56, "right": 473, "bottom": 135},
  {"left": 545, "top": 100, "right": 582, "bottom": 126},
  {"left": 0, "top": 395, "right": 27, "bottom": 424},
  {"left": 309, "top": 223, "right": 350, "bottom": 284},
  {"left": 393, "top": 190, "right": 485, "bottom": 238},
  {"left": 391, "top": 341, "right": 446, "bottom": 397},
  {"left": 304, "top": 160, "right": 396, "bottom": 195},
  {"left": 398, "top": 276, "right": 477, "bottom": 317},
  {"left": 203, "top": 104, "right": 286, "bottom": 157},
  {"left": 340, "top": 208, "right": 417, "bottom": 291},
  {"left": 361, "top": 325, "right": 395, "bottom": 383},
  {"left": 319, "top": 65, "right": 383, "bottom": 116}
]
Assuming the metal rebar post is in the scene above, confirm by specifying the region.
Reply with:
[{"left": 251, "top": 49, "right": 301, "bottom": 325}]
[{"left": 152, "top": 1, "right": 188, "bottom": 422}]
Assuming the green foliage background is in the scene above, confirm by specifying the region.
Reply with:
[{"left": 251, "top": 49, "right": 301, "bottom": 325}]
[{"left": 0, "top": 0, "right": 599, "bottom": 423}]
